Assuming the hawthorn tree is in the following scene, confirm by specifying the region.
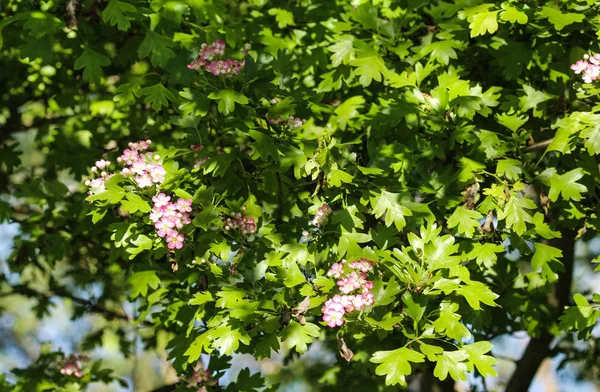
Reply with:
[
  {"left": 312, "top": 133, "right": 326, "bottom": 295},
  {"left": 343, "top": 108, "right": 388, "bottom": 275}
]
[{"left": 1, "top": 0, "right": 600, "bottom": 391}]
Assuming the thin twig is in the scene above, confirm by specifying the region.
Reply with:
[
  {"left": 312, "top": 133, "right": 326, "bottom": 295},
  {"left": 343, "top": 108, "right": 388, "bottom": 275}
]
[{"left": 524, "top": 138, "right": 553, "bottom": 151}]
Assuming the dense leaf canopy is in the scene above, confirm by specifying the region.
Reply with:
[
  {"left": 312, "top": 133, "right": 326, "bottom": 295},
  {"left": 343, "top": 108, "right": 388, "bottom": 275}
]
[{"left": 1, "top": 0, "right": 600, "bottom": 391}]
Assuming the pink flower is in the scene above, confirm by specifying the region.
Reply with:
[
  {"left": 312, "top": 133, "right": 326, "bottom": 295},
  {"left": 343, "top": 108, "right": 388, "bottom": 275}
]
[
  {"left": 340, "top": 295, "right": 354, "bottom": 312},
  {"left": 287, "top": 116, "right": 306, "bottom": 130},
  {"left": 362, "top": 291, "right": 374, "bottom": 306},
  {"left": 166, "top": 230, "right": 184, "bottom": 250},
  {"left": 327, "top": 262, "right": 344, "bottom": 278},
  {"left": 312, "top": 204, "right": 332, "bottom": 227},
  {"left": 584, "top": 65, "right": 600, "bottom": 83},
  {"left": 590, "top": 53, "right": 600, "bottom": 65},
  {"left": 176, "top": 198, "right": 193, "bottom": 213},
  {"left": 188, "top": 58, "right": 203, "bottom": 70},
  {"left": 130, "top": 159, "right": 147, "bottom": 175},
  {"left": 214, "top": 40, "right": 226, "bottom": 50},
  {"left": 86, "top": 177, "right": 106, "bottom": 196},
  {"left": 137, "top": 140, "right": 151, "bottom": 151},
  {"left": 173, "top": 215, "right": 185, "bottom": 229},
  {"left": 162, "top": 203, "right": 178, "bottom": 220},
  {"left": 322, "top": 258, "right": 376, "bottom": 327},
  {"left": 323, "top": 311, "right": 344, "bottom": 328},
  {"left": 337, "top": 271, "right": 368, "bottom": 294},
  {"left": 116, "top": 140, "right": 166, "bottom": 189},
  {"left": 352, "top": 295, "right": 366, "bottom": 311},
  {"left": 149, "top": 207, "right": 163, "bottom": 223},
  {"left": 155, "top": 219, "right": 175, "bottom": 238},
  {"left": 180, "top": 213, "right": 191, "bottom": 226},
  {"left": 152, "top": 193, "right": 171, "bottom": 208},
  {"left": 185, "top": 364, "right": 215, "bottom": 390},
  {"left": 95, "top": 159, "right": 110, "bottom": 170},
  {"left": 149, "top": 195, "right": 193, "bottom": 250},
  {"left": 349, "top": 258, "right": 373, "bottom": 273},
  {"left": 119, "top": 149, "right": 138, "bottom": 165},
  {"left": 60, "top": 355, "right": 86, "bottom": 378},
  {"left": 322, "top": 299, "right": 346, "bottom": 328},
  {"left": 222, "top": 210, "right": 257, "bottom": 235},
  {"left": 148, "top": 164, "right": 166, "bottom": 183},
  {"left": 89, "top": 140, "right": 196, "bottom": 255},
  {"left": 189, "top": 369, "right": 208, "bottom": 383},
  {"left": 571, "top": 60, "right": 588, "bottom": 74},
  {"left": 572, "top": 54, "right": 600, "bottom": 83},
  {"left": 188, "top": 40, "right": 246, "bottom": 77},
  {"left": 135, "top": 173, "right": 153, "bottom": 188}
]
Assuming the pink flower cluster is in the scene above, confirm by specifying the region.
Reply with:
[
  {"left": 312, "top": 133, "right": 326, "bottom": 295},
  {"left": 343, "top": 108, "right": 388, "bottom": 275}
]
[
  {"left": 268, "top": 115, "right": 307, "bottom": 130},
  {"left": 185, "top": 363, "right": 217, "bottom": 392},
  {"left": 85, "top": 141, "right": 165, "bottom": 195},
  {"left": 311, "top": 204, "right": 332, "bottom": 227},
  {"left": 150, "top": 193, "right": 192, "bottom": 250},
  {"left": 571, "top": 53, "right": 600, "bottom": 83},
  {"left": 223, "top": 207, "right": 256, "bottom": 235},
  {"left": 187, "top": 40, "right": 249, "bottom": 77},
  {"left": 86, "top": 141, "right": 195, "bottom": 256},
  {"left": 322, "top": 259, "right": 375, "bottom": 328},
  {"left": 85, "top": 159, "right": 112, "bottom": 196},
  {"left": 60, "top": 354, "right": 87, "bottom": 378},
  {"left": 118, "top": 140, "right": 166, "bottom": 188}
]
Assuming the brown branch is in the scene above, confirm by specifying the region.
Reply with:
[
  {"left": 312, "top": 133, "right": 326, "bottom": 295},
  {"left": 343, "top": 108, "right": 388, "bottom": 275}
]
[
  {"left": 524, "top": 138, "right": 554, "bottom": 152},
  {"left": 505, "top": 230, "right": 576, "bottom": 392},
  {"left": 495, "top": 354, "right": 517, "bottom": 362},
  {"left": 65, "top": 0, "right": 79, "bottom": 29},
  {"left": 1, "top": 280, "right": 151, "bottom": 326}
]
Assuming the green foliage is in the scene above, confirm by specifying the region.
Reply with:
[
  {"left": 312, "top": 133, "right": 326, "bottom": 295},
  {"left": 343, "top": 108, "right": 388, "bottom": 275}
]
[
  {"left": 208, "top": 89, "right": 249, "bottom": 116},
  {"left": 370, "top": 190, "right": 412, "bottom": 231},
  {"left": 267, "top": 8, "right": 295, "bottom": 29},
  {"left": 539, "top": 6, "right": 585, "bottom": 31},
  {"left": 74, "top": 48, "right": 111, "bottom": 84},
  {"left": 127, "top": 271, "right": 161, "bottom": 298},
  {"left": 498, "top": 196, "right": 536, "bottom": 236},
  {"left": 559, "top": 294, "right": 600, "bottom": 340},
  {"left": 545, "top": 168, "right": 588, "bottom": 202},
  {"left": 102, "top": 0, "right": 137, "bottom": 31},
  {"left": 469, "top": 11, "right": 499, "bottom": 38},
  {"left": 370, "top": 347, "right": 425, "bottom": 386},
  {"left": 138, "top": 31, "right": 176, "bottom": 67},
  {"left": 447, "top": 206, "right": 482, "bottom": 238},
  {"left": 2, "top": 0, "right": 600, "bottom": 390},
  {"left": 280, "top": 321, "right": 321, "bottom": 354}
]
